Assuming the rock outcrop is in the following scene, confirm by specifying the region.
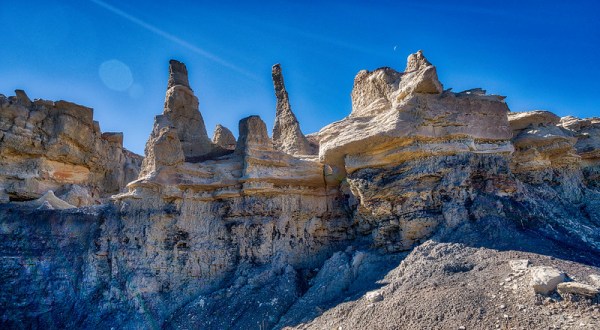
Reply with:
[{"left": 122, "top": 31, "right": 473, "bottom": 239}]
[
  {"left": 2, "top": 51, "right": 600, "bottom": 330},
  {"left": 271, "top": 64, "right": 315, "bottom": 156},
  {"left": 508, "top": 110, "right": 580, "bottom": 185},
  {"left": 212, "top": 124, "right": 236, "bottom": 150},
  {"left": 559, "top": 116, "right": 600, "bottom": 186},
  {"left": 0, "top": 91, "right": 142, "bottom": 205}
]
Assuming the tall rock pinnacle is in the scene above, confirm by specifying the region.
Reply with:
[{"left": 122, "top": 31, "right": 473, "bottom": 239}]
[
  {"left": 271, "top": 64, "right": 314, "bottom": 156},
  {"left": 162, "top": 59, "right": 214, "bottom": 160}
]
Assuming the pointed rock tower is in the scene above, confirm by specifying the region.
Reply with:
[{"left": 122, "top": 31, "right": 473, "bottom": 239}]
[
  {"left": 163, "top": 59, "right": 214, "bottom": 160},
  {"left": 271, "top": 64, "right": 314, "bottom": 156},
  {"left": 139, "top": 60, "right": 216, "bottom": 177}
]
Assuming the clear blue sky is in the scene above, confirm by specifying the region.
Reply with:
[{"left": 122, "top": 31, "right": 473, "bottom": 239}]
[{"left": 1, "top": 0, "right": 599, "bottom": 154}]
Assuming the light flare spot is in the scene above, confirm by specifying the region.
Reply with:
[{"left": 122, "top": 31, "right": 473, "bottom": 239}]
[{"left": 99, "top": 59, "right": 133, "bottom": 91}]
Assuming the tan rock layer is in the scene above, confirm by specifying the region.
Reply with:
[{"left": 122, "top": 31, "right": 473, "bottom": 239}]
[{"left": 0, "top": 90, "right": 142, "bottom": 205}]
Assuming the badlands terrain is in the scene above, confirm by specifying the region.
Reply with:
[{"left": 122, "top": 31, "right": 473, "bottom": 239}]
[{"left": 1, "top": 51, "right": 599, "bottom": 329}]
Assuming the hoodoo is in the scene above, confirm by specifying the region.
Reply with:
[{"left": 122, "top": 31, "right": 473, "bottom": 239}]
[{"left": 271, "top": 63, "right": 315, "bottom": 156}]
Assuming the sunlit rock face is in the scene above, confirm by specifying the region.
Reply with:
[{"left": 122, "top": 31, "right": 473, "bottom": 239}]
[
  {"left": 0, "top": 91, "right": 142, "bottom": 205},
  {"left": 2, "top": 51, "right": 600, "bottom": 329},
  {"left": 559, "top": 115, "right": 600, "bottom": 187},
  {"left": 271, "top": 64, "right": 316, "bottom": 156},
  {"left": 212, "top": 124, "right": 236, "bottom": 150}
]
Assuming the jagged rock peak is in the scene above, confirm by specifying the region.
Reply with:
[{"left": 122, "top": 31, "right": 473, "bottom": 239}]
[
  {"left": 236, "top": 115, "right": 272, "bottom": 154},
  {"left": 271, "top": 63, "right": 314, "bottom": 156},
  {"left": 167, "top": 59, "right": 190, "bottom": 89},
  {"left": 405, "top": 49, "right": 432, "bottom": 72},
  {"left": 14, "top": 89, "right": 31, "bottom": 106},
  {"left": 212, "top": 124, "right": 236, "bottom": 150},
  {"left": 350, "top": 50, "right": 443, "bottom": 117},
  {"left": 400, "top": 50, "right": 443, "bottom": 95}
]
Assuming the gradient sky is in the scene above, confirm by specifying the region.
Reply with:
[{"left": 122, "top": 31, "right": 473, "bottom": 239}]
[{"left": 1, "top": 0, "right": 599, "bottom": 154}]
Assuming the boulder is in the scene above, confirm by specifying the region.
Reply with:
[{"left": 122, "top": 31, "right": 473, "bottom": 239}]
[
  {"left": 529, "top": 266, "right": 566, "bottom": 295},
  {"left": 557, "top": 282, "right": 599, "bottom": 298},
  {"left": 365, "top": 290, "right": 383, "bottom": 303}
]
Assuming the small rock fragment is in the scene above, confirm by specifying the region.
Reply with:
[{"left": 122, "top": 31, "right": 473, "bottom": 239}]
[
  {"left": 365, "top": 290, "right": 383, "bottom": 303},
  {"left": 509, "top": 259, "right": 530, "bottom": 272}
]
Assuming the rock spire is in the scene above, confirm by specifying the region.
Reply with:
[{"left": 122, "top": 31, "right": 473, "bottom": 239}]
[
  {"left": 271, "top": 64, "right": 314, "bottom": 156},
  {"left": 162, "top": 60, "right": 214, "bottom": 161}
]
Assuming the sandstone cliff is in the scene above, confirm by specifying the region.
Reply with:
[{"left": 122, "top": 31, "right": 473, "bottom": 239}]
[
  {"left": 0, "top": 91, "right": 142, "bottom": 205},
  {"left": 1, "top": 51, "right": 599, "bottom": 330}
]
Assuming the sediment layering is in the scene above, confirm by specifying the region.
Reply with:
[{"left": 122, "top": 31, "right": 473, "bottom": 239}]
[
  {"left": 0, "top": 91, "right": 142, "bottom": 206},
  {"left": 1, "top": 51, "right": 599, "bottom": 329}
]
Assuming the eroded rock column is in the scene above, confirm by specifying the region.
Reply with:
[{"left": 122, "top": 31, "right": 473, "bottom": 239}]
[
  {"left": 271, "top": 64, "right": 314, "bottom": 156},
  {"left": 163, "top": 60, "right": 214, "bottom": 161}
]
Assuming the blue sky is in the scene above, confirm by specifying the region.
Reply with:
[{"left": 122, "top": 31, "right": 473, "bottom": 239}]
[{"left": 1, "top": 0, "right": 599, "bottom": 154}]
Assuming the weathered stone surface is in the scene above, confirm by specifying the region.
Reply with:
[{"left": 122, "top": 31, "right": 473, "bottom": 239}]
[
  {"left": 509, "top": 259, "right": 530, "bottom": 272},
  {"left": 22, "top": 190, "right": 75, "bottom": 209},
  {"left": 212, "top": 124, "right": 236, "bottom": 150},
  {"left": 3, "top": 53, "right": 600, "bottom": 329},
  {"left": 559, "top": 116, "right": 600, "bottom": 186},
  {"left": 0, "top": 91, "right": 142, "bottom": 204},
  {"left": 508, "top": 110, "right": 560, "bottom": 131},
  {"left": 508, "top": 111, "right": 580, "bottom": 189},
  {"left": 319, "top": 51, "right": 511, "bottom": 178},
  {"left": 557, "top": 282, "right": 599, "bottom": 298},
  {"left": 162, "top": 60, "right": 215, "bottom": 161},
  {"left": 167, "top": 59, "right": 190, "bottom": 89},
  {"left": 529, "top": 266, "right": 566, "bottom": 295},
  {"left": 271, "top": 64, "right": 315, "bottom": 156},
  {"left": 590, "top": 274, "right": 600, "bottom": 288},
  {"left": 349, "top": 50, "right": 443, "bottom": 118}
]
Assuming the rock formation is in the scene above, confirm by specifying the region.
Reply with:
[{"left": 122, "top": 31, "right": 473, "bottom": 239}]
[
  {"left": 0, "top": 90, "right": 142, "bottom": 205},
  {"left": 162, "top": 59, "right": 215, "bottom": 161},
  {"left": 271, "top": 64, "right": 315, "bottom": 156},
  {"left": 559, "top": 115, "right": 600, "bottom": 186},
  {"left": 1, "top": 51, "right": 600, "bottom": 329},
  {"left": 212, "top": 124, "right": 236, "bottom": 150}
]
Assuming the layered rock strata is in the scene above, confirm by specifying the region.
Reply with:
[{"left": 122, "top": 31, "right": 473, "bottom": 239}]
[
  {"left": 2, "top": 51, "right": 600, "bottom": 329},
  {"left": 508, "top": 110, "right": 580, "bottom": 185},
  {"left": 559, "top": 116, "right": 600, "bottom": 186},
  {"left": 0, "top": 91, "right": 142, "bottom": 205}
]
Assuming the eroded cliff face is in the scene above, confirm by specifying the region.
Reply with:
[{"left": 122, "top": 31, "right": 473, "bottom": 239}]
[
  {"left": 1, "top": 51, "right": 600, "bottom": 329},
  {"left": 0, "top": 91, "right": 142, "bottom": 206}
]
